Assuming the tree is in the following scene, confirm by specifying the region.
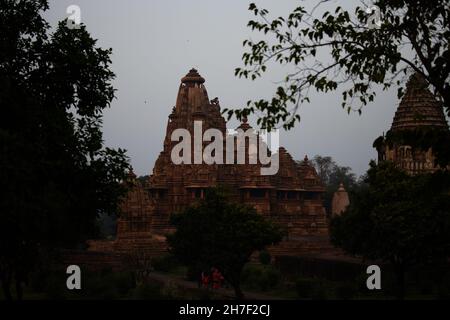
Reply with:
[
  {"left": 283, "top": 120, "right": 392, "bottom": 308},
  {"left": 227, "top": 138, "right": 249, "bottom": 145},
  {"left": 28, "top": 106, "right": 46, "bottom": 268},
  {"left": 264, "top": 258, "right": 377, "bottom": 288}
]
[
  {"left": 167, "top": 188, "right": 283, "bottom": 299},
  {"left": 330, "top": 161, "right": 450, "bottom": 299},
  {"left": 0, "top": 1, "right": 129, "bottom": 299},
  {"left": 310, "top": 155, "right": 358, "bottom": 187},
  {"left": 137, "top": 175, "right": 150, "bottom": 185},
  {"left": 310, "top": 155, "right": 335, "bottom": 186},
  {"left": 226, "top": 1, "right": 450, "bottom": 130}
]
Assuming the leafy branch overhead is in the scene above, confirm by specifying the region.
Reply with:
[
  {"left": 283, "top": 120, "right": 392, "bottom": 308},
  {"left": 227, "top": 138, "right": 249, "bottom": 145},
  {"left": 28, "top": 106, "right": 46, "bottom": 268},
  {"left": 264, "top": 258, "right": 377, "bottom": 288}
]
[{"left": 225, "top": 1, "right": 450, "bottom": 131}]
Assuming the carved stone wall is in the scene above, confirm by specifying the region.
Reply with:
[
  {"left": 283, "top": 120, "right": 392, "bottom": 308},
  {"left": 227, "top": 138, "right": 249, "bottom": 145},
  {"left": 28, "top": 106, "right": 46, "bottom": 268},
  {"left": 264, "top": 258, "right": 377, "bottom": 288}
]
[{"left": 115, "top": 69, "right": 330, "bottom": 256}]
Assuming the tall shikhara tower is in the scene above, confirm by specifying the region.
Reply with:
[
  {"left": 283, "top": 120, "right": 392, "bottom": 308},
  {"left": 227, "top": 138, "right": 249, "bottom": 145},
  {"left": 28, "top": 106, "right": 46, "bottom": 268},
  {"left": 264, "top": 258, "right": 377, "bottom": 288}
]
[
  {"left": 375, "top": 73, "right": 449, "bottom": 174},
  {"left": 113, "top": 69, "right": 331, "bottom": 257}
]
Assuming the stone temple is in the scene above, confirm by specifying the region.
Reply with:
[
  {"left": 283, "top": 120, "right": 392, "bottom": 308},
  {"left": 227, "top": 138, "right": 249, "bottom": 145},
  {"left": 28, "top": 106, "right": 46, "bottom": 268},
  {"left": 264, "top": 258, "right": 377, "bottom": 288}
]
[
  {"left": 111, "top": 68, "right": 331, "bottom": 257},
  {"left": 374, "top": 73, "right": 449, "bottom": 174}
]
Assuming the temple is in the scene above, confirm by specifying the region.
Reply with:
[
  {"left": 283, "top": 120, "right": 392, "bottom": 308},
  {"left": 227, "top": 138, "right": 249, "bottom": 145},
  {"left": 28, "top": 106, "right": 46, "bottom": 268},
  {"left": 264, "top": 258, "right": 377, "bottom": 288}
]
[
  {"left": 331, "top": 183, "right": 350, "bottom": 217},
  {"left": 112, "top": 69, "right": 331, "bottom": 256},
  {"left": 374, "top": 73, "right": 449, "bottom": 174}
]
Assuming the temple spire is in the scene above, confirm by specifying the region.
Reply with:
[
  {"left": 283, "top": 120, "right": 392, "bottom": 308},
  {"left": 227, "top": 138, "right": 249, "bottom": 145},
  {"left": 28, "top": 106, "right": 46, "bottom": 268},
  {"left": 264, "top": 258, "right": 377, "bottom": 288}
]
[
  {"left": 390, "top": 72, "right": 448, "bottom": 131},
  {"left": 181, "top": 68, "right": 205, "bottom": 85}
]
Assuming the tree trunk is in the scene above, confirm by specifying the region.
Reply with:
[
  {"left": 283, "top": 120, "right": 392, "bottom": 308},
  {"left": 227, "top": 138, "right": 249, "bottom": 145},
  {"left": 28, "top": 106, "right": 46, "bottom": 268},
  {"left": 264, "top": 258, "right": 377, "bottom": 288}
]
[{"left": 225, "top": 269, "right": 245, "bottom": 300}]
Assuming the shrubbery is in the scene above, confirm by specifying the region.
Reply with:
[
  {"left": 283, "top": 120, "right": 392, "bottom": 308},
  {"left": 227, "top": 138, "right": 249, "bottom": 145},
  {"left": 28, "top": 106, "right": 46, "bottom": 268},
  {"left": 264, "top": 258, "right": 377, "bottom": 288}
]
[
  {"left": 259, "top": 250, "right": 271, "bottom": 265},
  {"left": 241, "top": 264, "right": 281, "bottom": 291},
  {"left": 295, "top": 279, "right": 315, "bottom": 298},
  {"left": 29, "top": 268, "right": 138, "bottom": 300},
  {"left": 295, "top": 278, "right": 329, "bottom": 300},
  {"left": 112, "top": 272, "right": 136, "bottom": 296},
  {"left": 131, "top": 281, "right": 164, "bottom": 299},
  {"left": 335, "top": 282, "right": 357, "bottom": 300}
]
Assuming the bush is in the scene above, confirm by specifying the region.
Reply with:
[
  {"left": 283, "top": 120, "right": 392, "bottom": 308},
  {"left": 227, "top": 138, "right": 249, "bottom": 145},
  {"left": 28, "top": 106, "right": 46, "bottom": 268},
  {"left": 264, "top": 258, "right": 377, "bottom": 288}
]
[
  {"left": 335, "top": 282, "right": 357, "bottom": 300},
  {"left": 38, "top": 269, "right": 136, "bottom": 300},
  {"left": 132, "top": 281, "right": 164, "bottom": 299},
  {"left": 311, "top": 281, "right": 328, "bottom": 300},
  {"left": 295, "top": 279, "right": 315, "bottom": 298},
  {"left": 295, "top": 278, "right": 329, "bottom": 300},
  {"left": 162, "top": 280, "right": 185, "bottom": 299},
  {"left": 84, "top": 274, "right": 119, "bottom": 300},
  {"left": 113, "top": 272, "right": 136, "bottom": 296},
  {"left": 186, "top": 265, "right": 202, "bottom": 282},
  {"left": 30, "top": 269, "right": 49, "bottom": 293},
  {"left": 437, "top": 273, "right": 450, "bottom": 299},
  {"left": 261, "top": 268, "right": 281, "bottom": 290},
  {"left": 418, "top": 280, "right": 434, "bottom": 295},
  {"left": 242, "top": 264, "right": 280, "bottom": 291},
  {"left": 259, "top": 250, "right": 272, "bottom": 265},
  {"left": 195, "top": 288, "right": 213, "bottom": 300},
  {"left": 44, "top": 274, "right": 68, "bottom": 300},
  {"left": 241, "top": 265, "right": 263, "bottom": 287},
  {"left": 437, "top": 284, "right": 450, "bottom": 299}
]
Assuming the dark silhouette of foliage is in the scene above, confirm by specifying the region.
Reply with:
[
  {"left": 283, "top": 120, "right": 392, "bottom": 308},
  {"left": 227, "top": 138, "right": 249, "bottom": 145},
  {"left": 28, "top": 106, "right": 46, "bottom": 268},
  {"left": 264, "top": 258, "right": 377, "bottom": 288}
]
[
  {"left": 330, "top": 161, "right": 450, "bottom": 299},
  {"left": 0, "top": 0, "right": 130, "bottom": 299}
]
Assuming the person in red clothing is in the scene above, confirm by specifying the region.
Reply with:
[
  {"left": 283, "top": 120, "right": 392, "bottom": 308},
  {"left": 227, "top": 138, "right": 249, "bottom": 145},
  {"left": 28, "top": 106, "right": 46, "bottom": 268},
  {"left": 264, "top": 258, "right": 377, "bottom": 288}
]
[
  {"left": 211, "top": 267, "right": 224, "bottom": 289},
  {"left": 201, "top": 271, "right": 210, "bottom": 288}
]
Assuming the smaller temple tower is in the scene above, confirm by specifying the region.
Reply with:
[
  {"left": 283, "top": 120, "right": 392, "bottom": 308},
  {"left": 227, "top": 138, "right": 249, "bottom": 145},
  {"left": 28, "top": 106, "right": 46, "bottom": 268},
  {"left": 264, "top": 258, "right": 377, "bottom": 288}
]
[
  {"left": 331, "top": 183, "right": 350, "bottom": 217},
  {"left": 374, "top": 72, "right": 449, "bottom": 175}
]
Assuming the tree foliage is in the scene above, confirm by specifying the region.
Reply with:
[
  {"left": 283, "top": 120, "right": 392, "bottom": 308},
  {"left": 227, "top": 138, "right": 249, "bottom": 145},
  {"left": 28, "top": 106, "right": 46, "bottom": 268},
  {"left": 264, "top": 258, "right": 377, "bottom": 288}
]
[
  {"left": 167, "top": 188, "right": 283, "bottom": 299},
  {"left": 226, "top": 1, "right": 450, "bottom": 130},
  {"left": 310, "top": 155, "right": 358, "bottom": 188},
  {"left": 330, "top": 161, "right": 450, "bottom": 298},
  {"left": 0, "top": 0, "right": 130, "bottom": 299}
]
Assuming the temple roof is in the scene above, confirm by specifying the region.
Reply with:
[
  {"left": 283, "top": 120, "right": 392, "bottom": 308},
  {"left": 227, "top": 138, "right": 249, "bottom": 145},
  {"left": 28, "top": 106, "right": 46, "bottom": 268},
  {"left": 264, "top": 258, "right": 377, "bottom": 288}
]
[
  {"left": 173, "top": 68, "right": 214, "bottom": 122},
  {"left": 296, "top": 155, "right": 325, "bottom": 191},
  {"left": 390, "top": 73, "right": 448, "bottom": 132},
  {"left": 337, "top": 183, "right": 346, "bottom": 192},
  {"left": 181, "top": 68, "right": 205, "bottom": 85}
]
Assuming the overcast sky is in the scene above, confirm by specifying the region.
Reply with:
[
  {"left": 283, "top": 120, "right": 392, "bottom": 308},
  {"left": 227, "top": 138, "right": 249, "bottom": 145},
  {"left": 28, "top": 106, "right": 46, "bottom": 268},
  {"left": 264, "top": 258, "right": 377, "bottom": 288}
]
[{"left": 44, "top": 0, "right": 429, "bottom": 177}]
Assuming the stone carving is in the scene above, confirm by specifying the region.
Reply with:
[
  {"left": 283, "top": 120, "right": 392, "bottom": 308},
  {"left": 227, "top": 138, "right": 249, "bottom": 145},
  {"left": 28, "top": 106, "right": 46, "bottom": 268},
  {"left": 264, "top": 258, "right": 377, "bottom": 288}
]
[{"left": 116, "top": 69, "right": 330, "bottom": 256}]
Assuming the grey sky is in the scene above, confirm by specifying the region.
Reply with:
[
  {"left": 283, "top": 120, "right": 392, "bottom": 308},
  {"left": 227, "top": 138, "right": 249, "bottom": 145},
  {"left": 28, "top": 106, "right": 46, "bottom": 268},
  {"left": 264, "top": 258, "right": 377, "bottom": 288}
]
[{"left": 45, "top": 0, "right": 417, "bottom": 177}]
